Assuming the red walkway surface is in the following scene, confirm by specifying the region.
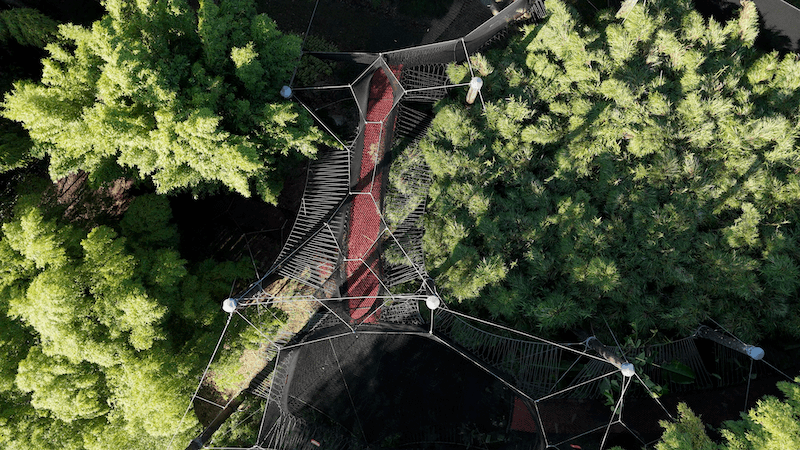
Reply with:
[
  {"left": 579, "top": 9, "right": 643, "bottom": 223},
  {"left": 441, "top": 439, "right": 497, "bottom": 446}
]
[
  {"left": 346, "top": 66, "right": 399, "bottom": 323},
  {"left": 511, "top": 397, "right": 538, "bottom": 433}
]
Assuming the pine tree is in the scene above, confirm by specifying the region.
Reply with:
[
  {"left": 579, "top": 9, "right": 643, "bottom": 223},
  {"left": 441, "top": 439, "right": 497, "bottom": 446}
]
[
  {"left": 657, "top": 380, "right": 800, "bottom": 450},
  {"left": 1, "top": 0, "right": 327, "bottom": 203},
  {"left": 420, "top": 0, "right": 800, "bottom": 338},
  {"left": 0, "top": 8, "right": 57, "bottom": 48}
]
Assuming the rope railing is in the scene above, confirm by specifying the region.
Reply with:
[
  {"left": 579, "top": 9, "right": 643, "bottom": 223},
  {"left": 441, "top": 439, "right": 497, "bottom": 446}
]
[{"left": 175, "top": 1, "right": 800, "bottom": 449}]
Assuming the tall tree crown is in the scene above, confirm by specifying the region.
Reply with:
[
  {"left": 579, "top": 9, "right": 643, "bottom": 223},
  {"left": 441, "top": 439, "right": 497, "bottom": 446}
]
[
  {"left": 419, "top": 0, "right": 800, "bottom": 339},
  {"left": 1, "top": 0, "right": 326, "bottom": 202}
]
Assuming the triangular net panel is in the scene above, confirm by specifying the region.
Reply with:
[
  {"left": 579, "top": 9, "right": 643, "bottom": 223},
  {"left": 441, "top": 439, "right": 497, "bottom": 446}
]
[
  {"left": 270, "top": 0, "right": 547, "bottom": 303},
  {"left": 173, "top": 1, "right": 798, "bottom": 449}
]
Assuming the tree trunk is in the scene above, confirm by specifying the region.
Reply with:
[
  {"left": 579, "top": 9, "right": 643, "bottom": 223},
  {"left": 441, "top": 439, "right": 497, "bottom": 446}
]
[{"left": 185, "top": 391, "right": 247, "bottom": 450}]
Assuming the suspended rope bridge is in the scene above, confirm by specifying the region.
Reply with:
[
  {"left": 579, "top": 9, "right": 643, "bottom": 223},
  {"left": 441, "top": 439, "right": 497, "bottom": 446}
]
[{"left": 169, "top": 1, "right": 797, "bottom": 450}]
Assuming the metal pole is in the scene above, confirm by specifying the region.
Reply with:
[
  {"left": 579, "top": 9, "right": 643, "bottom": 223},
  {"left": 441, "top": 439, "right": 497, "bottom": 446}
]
[
  {"left": 466, "top": 77, "right": 483, "bottom": 104},
  {"left": 696, "top": 325, "right": 764, "bottom": 360},
  {"left": 586, "top": 336, "right": 635, "bottom": 377}
]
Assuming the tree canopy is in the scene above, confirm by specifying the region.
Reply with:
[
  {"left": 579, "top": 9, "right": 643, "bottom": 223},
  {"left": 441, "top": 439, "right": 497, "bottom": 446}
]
[
  {"left": 0, "top": 185, "right": 268, "bottom": 449},
  {"left": 1, "top": 0, "right": 327, "bottom": 203},
  {"left": 657, "top": 379, "right": 800, "bottom": 450},
  {"left": 0, "top": 7, "right": 57, "bottom": 173},
  {"left": 417, "top": 0, "right": 800, "bottom": 340}
]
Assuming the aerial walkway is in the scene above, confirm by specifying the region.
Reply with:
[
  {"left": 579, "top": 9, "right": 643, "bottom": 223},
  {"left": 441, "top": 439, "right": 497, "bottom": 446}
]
[{"left": 175, "top": 1, "right": 797, "bottom": 449}]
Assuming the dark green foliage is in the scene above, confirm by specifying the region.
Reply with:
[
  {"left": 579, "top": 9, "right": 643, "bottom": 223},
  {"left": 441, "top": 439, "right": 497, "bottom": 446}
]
[
  {"left": 0, "top": 8, "right": 55, "bottom": 174},
  {"left": 1, "top": 0, "right": 328, "bottom": 203},
  {"left": 213, "top": 396, "right": 265, "bottom": 447},
  {"left": 295, "top": 35, "right": 338, "bottom": 87},
  {"left": 422, "top": 0, "right": 800, "bottom": 340},
  {"left": 0, "top": 120, "right": 34, "bottom": 173}
]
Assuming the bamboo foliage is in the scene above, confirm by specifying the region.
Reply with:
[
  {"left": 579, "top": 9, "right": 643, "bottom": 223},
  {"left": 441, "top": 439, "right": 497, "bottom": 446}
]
[{"left": 0, "top": 189, "right": 259, "bottom": 449}]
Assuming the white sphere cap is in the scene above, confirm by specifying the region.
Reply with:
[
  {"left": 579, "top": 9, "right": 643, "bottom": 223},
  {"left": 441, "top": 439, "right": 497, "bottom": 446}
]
[
  {"left": 620, "top": 363, "right": 635, "bottom": 377},
  {"left": 469, "top": 77, "right": 483, "bottom": 90},
  {"left": 425, "top": 295, "right": 441, "bottom": 310},
  {"left": 280, "top": 86, "right": 292, "bottom": 99},
  {"left": 222, "top": 298, "right": 238, "bottom": 313},
  {"left": 746, "top": 346, "right": 765, "bottom": 360}
]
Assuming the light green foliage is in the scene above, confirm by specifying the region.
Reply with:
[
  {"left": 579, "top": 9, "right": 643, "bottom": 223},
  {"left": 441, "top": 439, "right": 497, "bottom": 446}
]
[
  {"left": 0, "top": 185, "right": 258, "bottom": 448},
  {"left": 421, "top": 0, "right": 800, "bottom": 338},
  {"left": 2, "top": 202, "right": 68, "bottom": 269},
  {"left": 385, "top": 143, "right": 427, "bottom": 229},
  {"left": 81, "top": 226, "right": 167, "bottom": 350},
  {"left": 657, "top": 403, "right": 717, "bottom": 450},
  {"left": 0, "top": 8, "right": 58, "bottom": 47},
  {"left": 0, "top": 399, "right": 86, "bottom": 450},
  {"left": 15, "top": 347, "right": 108, "bottom": 421},
  {"left": 721, "top": 380, "right": 800, "bottom": 450},
  {"left": 657, "top": 380, "right": 800, "bottom": 450},
  {"left": 1, "top": 0, "right": 326, "bottom": 203},
  {"left": 104, "top": 356, "right": 192, "bottom": 437}
]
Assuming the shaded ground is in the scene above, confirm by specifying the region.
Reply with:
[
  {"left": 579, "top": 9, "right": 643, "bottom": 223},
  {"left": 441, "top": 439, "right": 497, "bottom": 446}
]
[
  {"left": 285, "top": 331, "right": 525, "bottom": 448},
  {"left": 52, "top": 172, "right": 135, "bottom": 224},
  {"left": 169, "top": 167, "right": 306, "bottom": 272}
]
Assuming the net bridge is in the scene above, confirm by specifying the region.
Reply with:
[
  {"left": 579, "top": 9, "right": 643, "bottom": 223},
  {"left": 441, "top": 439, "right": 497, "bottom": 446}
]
[{"left": 171, "top": 1, "right": 797, "bottom": 450}]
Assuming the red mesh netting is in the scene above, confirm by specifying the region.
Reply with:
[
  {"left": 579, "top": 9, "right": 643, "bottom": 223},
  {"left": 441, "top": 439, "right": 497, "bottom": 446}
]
[
  {"left": 346, "top": 66, "right": 400, "bottom": 323},
  {"left": 511, "top": 397, "right": 538, "bottom": 433}
]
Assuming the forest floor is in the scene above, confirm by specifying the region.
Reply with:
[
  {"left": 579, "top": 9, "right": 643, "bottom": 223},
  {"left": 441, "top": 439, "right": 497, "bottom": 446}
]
[{"left": 286, "top": 331, "right": 521, "bottom": 448}]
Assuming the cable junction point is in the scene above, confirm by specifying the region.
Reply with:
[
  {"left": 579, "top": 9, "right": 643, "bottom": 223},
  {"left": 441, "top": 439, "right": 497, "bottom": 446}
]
[
  {"left": 585, "top": 336, "right": 635, "bottom": 377},
  {"left": 222, "top": 298, "right": 238, "bottom": 313}
]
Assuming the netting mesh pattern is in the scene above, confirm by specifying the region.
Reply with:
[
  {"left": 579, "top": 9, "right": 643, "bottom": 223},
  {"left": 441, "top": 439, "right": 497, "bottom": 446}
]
[
  {"left": 274, "top": 145, "right": 350, "bottom": 294},
  {"left": 344, "top": 66, "right": 402, "bottom": 323}
]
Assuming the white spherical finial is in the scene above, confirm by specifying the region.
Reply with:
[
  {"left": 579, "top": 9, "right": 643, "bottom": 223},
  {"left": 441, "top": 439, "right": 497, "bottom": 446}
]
[
  {"left": 746, "top": 346, "right": 765, "bottom": 360},
  {"left": 222, "top": 298, "right": 238, "bottom": 313},
  {"left": 280, "top": 86, "right": 292, "bottom": 99},
  {"left": 620, "top": 363, "right": 636, "bottom": 378},
  {"left": 425, "top": 295, "right": 441, "bottom": 310}
]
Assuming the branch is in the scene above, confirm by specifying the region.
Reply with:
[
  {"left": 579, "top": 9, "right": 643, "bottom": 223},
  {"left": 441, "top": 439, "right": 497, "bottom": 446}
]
[{"left": 2, "top": 0, "right": 33, "bottom": 9}]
